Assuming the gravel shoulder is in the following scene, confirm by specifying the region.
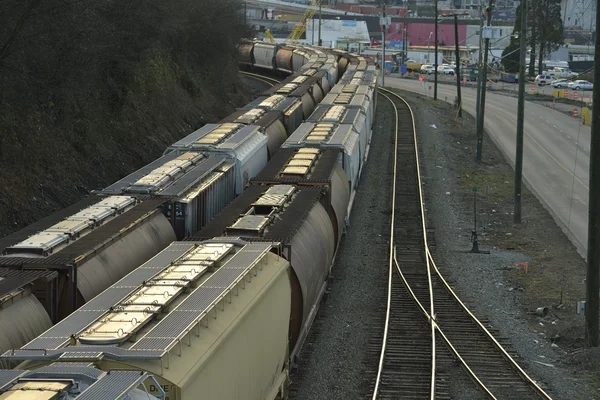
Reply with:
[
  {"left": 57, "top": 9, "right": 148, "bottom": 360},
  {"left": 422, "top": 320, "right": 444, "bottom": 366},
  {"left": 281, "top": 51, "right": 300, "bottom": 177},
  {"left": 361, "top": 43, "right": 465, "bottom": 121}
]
[
  {"left": 289, "top": 92, "right": 395, "bottom": 399},
  {"left": 403, "top": 88, "right": 598, "bottom": 399}
]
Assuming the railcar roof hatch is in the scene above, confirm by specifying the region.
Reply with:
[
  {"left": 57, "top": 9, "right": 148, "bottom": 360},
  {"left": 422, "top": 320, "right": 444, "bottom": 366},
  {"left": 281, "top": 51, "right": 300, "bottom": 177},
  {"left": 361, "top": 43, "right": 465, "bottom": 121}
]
[
  {"left": 4, "top": 196, "right": 137, "bottom": 256},
  {"left": 77, "top": 243, "right": 233, "bottom": 345}
]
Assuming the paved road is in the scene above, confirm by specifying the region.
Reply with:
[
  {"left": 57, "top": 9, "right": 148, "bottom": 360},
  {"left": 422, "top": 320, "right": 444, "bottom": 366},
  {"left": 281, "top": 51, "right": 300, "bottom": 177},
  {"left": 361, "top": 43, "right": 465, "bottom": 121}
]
[
  {"left": 399, "top": 73, "right": 594, "bottom": 104},
  {"left": 386, "top": 77, "right": 590, "bottom": 257}
]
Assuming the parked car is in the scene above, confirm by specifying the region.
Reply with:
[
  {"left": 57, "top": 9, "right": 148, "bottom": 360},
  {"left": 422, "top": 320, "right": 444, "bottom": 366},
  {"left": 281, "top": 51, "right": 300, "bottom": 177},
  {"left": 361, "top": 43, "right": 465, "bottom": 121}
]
[
  {"left": 535, "top": 74, "right": 556, "bottom": 86},
  {"left": 552, "top": 79, "right": 569, "bottom": 88},
  {"left": 568, "top": 80, "right": 593, "bottom": 90},
  {"left": 405, "top": 59, "right": 422, "bottom": 72},
  {"left": 421, "top": 64, "right": 435, "bottom": 74},
  {"left": 546, "top": 67, "right": 578, "bottom": 79},
  {"left": 437, "top": 65, "right": 455, "bottom": 75}
]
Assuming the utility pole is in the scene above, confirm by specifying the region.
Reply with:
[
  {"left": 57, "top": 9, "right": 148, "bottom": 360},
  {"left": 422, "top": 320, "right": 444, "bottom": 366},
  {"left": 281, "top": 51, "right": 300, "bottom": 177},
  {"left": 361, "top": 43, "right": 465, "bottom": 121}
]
[
  {"left": 318, "top": 0, "right": 322, "bottom": 46},
  {"left": 381, "top": 1, "right": 387, "bottom": 87},
  {"left": 400, "top": 27, "right": 408, "bottom": 65},
  {"left": 514, "top": 0, "right": 527, "bottom": 224},
  {"left": 475, "top": 0, "right": 494, "bottom": 162},
  {"left": 454, "top": 14, "right": 462, "bottom": 118},
  {"left": 585, "top": 0, "right": 600, "bottom": 347},
  {"left": 434, "top": 0, "right": 439, "bottom": 100},
  {"left": 475, "top": 2, "right": 484, "bottom": 126}
]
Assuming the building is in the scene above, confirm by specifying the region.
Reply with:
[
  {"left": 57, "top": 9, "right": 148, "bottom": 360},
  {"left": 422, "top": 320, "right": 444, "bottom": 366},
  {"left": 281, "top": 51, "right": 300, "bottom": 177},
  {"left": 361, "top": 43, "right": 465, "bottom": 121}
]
[{"left": 306, "top": 18, "right": 371, "bottom": 47}]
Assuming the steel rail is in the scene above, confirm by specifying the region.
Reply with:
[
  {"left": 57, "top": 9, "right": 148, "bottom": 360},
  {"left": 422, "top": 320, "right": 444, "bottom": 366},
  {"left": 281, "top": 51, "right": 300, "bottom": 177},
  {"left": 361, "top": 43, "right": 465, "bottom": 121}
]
[
  {"left": 374, "top": 87, "right": 552, "bottom": 400},
  {"left": 427, "top": 249, "right": 553, "bottom": 399},
  {"left": 392, "top": 249, "right": 497, "bottom": 399},
  {"left": 239, "top": 71, "right": 281, "bottom": 86},
  {"left": 371, "top": 91, "right": 398, "bottom": 400},
  {"left": 372, "top": 89, "right": 436, "bottom": 400},
  {"left": 387, "top": 87, "right": 438, "bottom": 400}
]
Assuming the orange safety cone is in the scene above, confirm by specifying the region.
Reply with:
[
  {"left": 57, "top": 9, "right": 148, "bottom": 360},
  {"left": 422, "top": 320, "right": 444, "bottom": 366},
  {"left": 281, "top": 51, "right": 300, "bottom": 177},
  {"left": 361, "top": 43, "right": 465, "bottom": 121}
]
[{"left": 574, "top": 91, "right": 578, "bottom": 101}]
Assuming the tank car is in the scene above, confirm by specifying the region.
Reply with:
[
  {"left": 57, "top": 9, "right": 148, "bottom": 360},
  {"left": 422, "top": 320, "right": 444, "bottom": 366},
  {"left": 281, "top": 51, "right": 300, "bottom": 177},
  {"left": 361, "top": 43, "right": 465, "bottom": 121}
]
[
  {"left": 165, "top": 124, "right": 267, "bottom": 193},
  {"left": 300, "top": 58, "right": 338, "bottom": 87},
  {"left": 0, "top": 195, "right": 175, "bottom": 321},
  {"left": 193, "top": 183, "right": 337, "bottom": 358},
  {"left": 103, "top": 149, "right": 243, "bottom": 239},
  {"left": 241, "top": 95, "right": 304, "bottom": 137},
  {"left": 250, "top": 148, "right": 350, "bottom": 247},
  {"left": 320, "top": 86, "right": 374, "bottom": 130},
  {"left": 326, "top": 48, "right": 355, "bottom": 79},
  {"left": 275, "top": 45, "right": 295, "bottom": 74},
  {"left": 292, "top": 47, "right": 311, "bottom": 72},
  {"left": 306, "top": 103, "right": 370, "bottom": 169},
  {"left": 282, "top": 122, "right": 362, "bottom": 194},
  {"left": 238, "top": 40, "right": 255, "bottom": 67},
  {"left": 263, "top": 81, "right": 317, "bottom": 120},
  {"left": 252, "top": 42, "right": 278, "bottom": 71},
  {"left": 0, "top": 273, "right": 53, "bottom": 368},
  {"left": 219, "top": 109, "right": 287, "bottom": 157}
]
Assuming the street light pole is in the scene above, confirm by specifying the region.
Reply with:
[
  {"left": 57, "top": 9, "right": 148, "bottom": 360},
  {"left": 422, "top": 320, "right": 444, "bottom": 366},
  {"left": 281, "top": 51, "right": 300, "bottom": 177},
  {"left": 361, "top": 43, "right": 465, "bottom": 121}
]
[
  {"left": 434, "top": 0, "right": 439, "bottom": 100},
  {"left": 454, "top": 14, "right": 463, "bottom": 117},
  {"left": 427, "top": 32, "right": 432, "bottom": 63},
  {"left": 382, "top": 2, "right": 386, "bottom": 87},
  {"left": 318, "top": 0, "right": 322, "bottom": 46},
  {"left": 475, "top": 0, "right": 494, "bottom": 162},
  {"left": 514, "top": 0, "right": 527, "bottom": 224},
  {"left": 585, "top": 0, "right": 600, "bottom": 347},
  {"left": 475, "top": 2, "right": 484, "bottom": 121}
]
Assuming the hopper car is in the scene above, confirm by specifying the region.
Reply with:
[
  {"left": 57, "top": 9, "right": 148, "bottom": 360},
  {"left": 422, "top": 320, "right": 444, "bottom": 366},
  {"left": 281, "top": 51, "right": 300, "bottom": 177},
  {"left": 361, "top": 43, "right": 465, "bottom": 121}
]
[{"left": 0, "top": 42, "right": 375, "bottom": 399}]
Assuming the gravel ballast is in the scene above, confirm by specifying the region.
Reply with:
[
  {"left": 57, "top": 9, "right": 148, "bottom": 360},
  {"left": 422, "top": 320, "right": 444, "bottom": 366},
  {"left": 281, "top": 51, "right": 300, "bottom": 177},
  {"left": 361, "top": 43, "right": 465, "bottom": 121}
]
[
  {"left": 289, "top": 95, "right": 395, "bottom": 399},
  {"left": 290, "top": 88, "right": 596, "bottom": 399},
  {"left": 407, "top": 90, "right": 597, "bottom": 400}
]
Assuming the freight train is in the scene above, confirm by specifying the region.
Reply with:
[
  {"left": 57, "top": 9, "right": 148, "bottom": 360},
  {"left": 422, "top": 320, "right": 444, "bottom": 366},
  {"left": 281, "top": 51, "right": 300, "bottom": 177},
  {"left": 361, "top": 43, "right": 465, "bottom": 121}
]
[{"left": 0, "top": 41, "right": 378, "bottom": 399}]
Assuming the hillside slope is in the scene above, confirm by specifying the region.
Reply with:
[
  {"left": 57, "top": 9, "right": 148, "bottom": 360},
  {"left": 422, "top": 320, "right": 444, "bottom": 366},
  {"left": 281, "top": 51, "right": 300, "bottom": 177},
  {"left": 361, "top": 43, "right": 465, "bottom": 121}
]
[{"left": 0, "top": 0, "right": 251, "bottom": 236}]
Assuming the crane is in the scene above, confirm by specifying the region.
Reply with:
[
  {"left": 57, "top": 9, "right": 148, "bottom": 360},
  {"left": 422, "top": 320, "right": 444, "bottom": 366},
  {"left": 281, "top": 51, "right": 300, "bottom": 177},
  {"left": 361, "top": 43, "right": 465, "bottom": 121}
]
[
  {"left": 264, "top": 29, "right": 276, "bottom": 43},
  {"left": 286, "top": 0, "right": 320, "bottom": 43}
]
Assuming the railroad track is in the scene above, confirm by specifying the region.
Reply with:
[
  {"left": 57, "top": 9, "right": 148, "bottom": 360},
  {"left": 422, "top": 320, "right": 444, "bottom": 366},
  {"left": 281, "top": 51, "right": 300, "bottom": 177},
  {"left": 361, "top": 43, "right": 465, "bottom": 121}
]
[
  {"left": 239, "top": 70, "right": 281, "bottom": 87},
  {"left": 369, "top": 87, "right": 553, "bottom": 400}
]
